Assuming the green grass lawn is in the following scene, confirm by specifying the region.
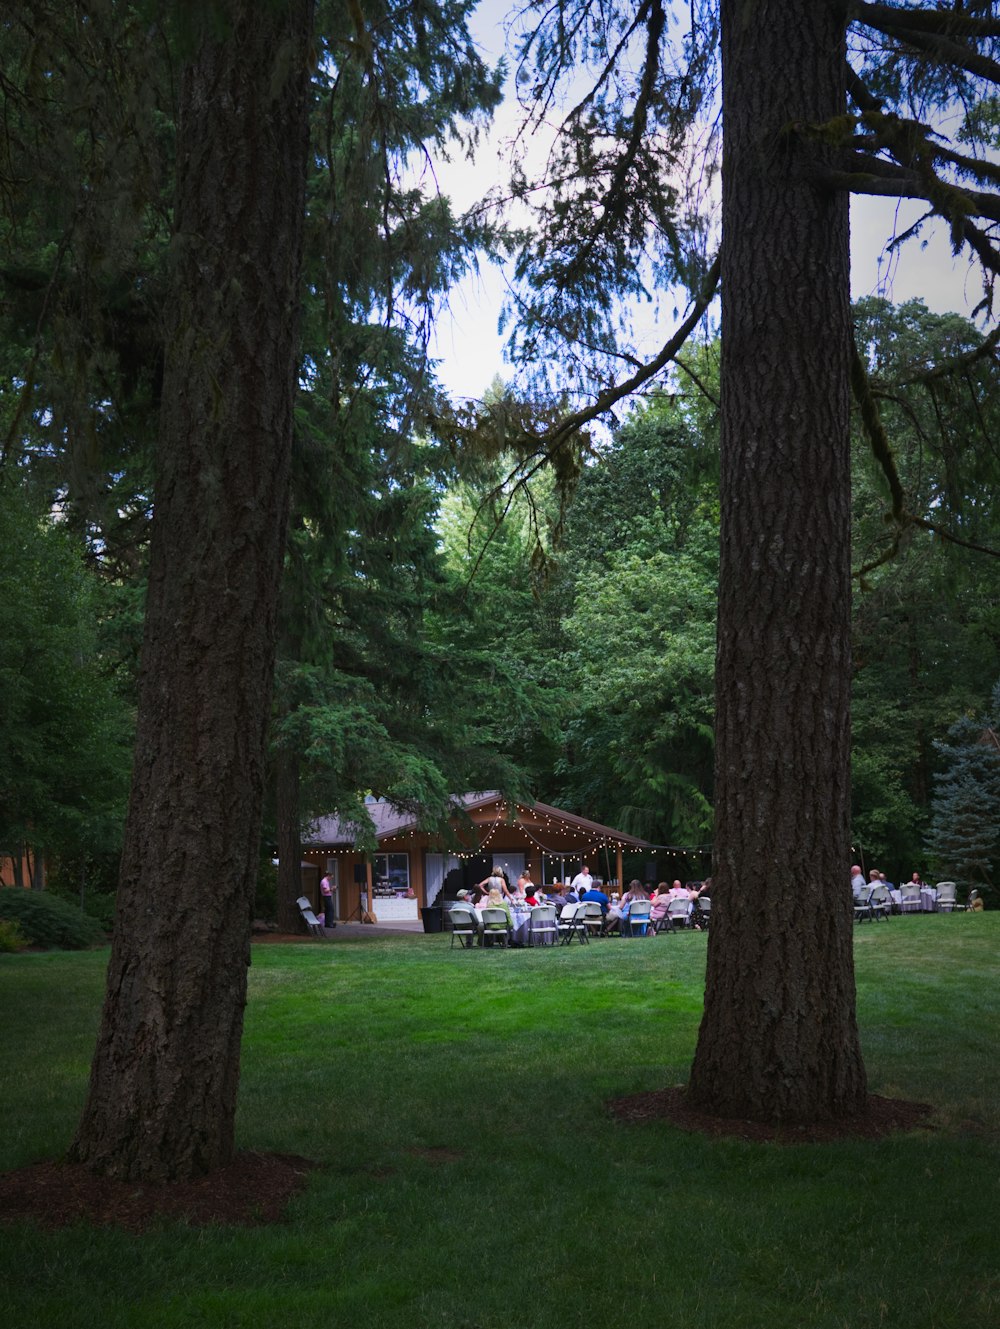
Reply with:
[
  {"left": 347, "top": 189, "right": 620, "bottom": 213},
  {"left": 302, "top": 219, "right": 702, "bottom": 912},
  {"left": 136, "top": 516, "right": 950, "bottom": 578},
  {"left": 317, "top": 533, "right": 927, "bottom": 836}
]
[{"left": 1, "top": 916, "right": 998, "bottom": 1329}]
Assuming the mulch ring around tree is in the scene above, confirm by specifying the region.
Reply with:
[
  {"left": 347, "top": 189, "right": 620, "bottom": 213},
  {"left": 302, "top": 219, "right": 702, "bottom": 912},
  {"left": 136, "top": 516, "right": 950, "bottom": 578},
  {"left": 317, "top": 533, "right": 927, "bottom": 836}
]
[
  {"left": 607, "top": 1087, "right": 935, "bottom": 1143},
  {"left": 0, "top": 1096, "right": 938, "bottom": 1232},
  {"left": 0, "top": 1151, "right": 317, "bottom": 1234}
]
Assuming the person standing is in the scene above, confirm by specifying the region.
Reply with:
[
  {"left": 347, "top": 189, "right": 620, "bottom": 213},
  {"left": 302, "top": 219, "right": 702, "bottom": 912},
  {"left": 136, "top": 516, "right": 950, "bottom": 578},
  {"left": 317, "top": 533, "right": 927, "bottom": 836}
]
[
  {"left": 320, "top": 872, "right": 336, "bottom": 929},
  {"left": 570, "top": 864, "right": 593, "bottom": 896}
]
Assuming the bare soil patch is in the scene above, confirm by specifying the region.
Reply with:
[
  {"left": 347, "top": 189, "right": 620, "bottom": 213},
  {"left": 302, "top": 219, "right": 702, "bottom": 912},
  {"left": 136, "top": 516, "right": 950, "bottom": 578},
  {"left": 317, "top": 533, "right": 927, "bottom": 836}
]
[{"left": 0, "top": 1151, "right": 316, "bottom": 1233}]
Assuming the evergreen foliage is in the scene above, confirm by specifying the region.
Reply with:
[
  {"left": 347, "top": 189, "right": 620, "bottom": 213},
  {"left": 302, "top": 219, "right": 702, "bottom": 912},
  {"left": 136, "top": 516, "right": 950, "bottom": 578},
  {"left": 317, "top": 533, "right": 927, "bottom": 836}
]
[
  {"left": 926, "top": 683, "right": 1000, "bottom": 896},
  {"left": 0, "top": 482, "right": 132, "bottom": 878},
  {"left": 0, "top": 886, "right": 106, "bottom": 949}
]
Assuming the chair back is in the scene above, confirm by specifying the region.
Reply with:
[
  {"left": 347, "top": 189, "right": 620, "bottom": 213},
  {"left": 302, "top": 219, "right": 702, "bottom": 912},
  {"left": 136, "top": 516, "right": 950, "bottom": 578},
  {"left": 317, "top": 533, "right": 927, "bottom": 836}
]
[
  {"left": 667, "top": 898, "right": 691, "bottom": 921},
  {"left": 558, "top": 903, "right": 579, "bottom": 922},
  {"left": 530, "top": 905, "right": 557, "bottom": 923},
  {"left": 481, "top": 908, "right": 509, "bottom": 930},
  {"left": 581, "top": 901, "right": 603, "bottom": 924},
  {"left": 935, "top": 881, "right": 957, "bottom": 911},
  {"left": 624, "top": 899, "right": 651, "bottom": 936},
  {"left": 296, "top": 895, "right": 313, "bottom": 911}
]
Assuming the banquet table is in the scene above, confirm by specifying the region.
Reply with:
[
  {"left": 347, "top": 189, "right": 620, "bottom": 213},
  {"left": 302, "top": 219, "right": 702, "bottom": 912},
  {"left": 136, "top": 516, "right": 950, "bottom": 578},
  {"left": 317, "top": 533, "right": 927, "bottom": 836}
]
[{"left": 889, "top": 887, "right": 937, "bottom": 912}]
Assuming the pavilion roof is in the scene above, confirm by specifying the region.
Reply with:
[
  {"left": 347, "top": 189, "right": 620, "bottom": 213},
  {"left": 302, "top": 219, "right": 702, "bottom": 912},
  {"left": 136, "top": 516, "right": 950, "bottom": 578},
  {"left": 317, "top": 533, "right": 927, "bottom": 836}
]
[{"left": 304, "top": 791, "right": 651, "bottom": 851}]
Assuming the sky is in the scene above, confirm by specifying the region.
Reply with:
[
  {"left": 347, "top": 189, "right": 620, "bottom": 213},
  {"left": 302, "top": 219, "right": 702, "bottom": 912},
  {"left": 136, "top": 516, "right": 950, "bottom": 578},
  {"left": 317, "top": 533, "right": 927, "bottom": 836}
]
[{"left": 427, "top": 2, "right": 985, "bottom": 404}]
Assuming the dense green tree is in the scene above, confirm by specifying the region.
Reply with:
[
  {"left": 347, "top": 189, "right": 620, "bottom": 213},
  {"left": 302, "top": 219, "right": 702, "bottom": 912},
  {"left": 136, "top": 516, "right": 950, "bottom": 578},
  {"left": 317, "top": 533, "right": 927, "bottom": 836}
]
[
  {"left": 0, "top": 3, "right": 168, "bottom": 574},
  {"left": 547, "top": 396, "right": 717, "bottom": 843},
  {"left": 269, "top": 0, "right": 507, "bottom": 927},
  {"left": 925, "top": 682, "right": 1000, "bottom": 896},
  {"left": 0, "top": 484, "right": 132, "bottom": 885},
  {"left": 849, "top": 298, "right": 1000, "bottom": 871}
]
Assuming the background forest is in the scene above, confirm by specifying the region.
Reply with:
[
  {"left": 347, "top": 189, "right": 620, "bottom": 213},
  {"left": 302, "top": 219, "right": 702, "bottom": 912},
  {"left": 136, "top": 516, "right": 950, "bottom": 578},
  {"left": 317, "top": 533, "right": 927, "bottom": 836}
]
[
  {"left": 2, "top": 1, "right": 998, "bottom": 924},
  {"left": 5, "top": 296, "right": 998, "bottom": 910}
]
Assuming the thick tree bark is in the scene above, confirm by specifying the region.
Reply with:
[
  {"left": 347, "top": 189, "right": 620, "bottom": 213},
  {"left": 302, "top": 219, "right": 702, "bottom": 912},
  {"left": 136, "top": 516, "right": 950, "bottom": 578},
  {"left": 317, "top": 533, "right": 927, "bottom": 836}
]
[
  {"left": 70, "top": 0, "right": 314, "bottom": 1180},
  {"left": 687, "top": 0, "right": 868, "bottom": 1121}
]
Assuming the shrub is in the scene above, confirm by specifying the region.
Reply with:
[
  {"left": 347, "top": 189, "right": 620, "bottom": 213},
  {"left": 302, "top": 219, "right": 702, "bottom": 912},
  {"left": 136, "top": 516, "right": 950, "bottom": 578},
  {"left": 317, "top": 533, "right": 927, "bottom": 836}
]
[
  {"left": 47, "top": 883, "right": 118, "bottom": 931},
  {"left": 0, "top": 917, "right": 28, "bottom": 952},
  {"left": 0, "top": 887, "right": 106, "bottom": 949}
]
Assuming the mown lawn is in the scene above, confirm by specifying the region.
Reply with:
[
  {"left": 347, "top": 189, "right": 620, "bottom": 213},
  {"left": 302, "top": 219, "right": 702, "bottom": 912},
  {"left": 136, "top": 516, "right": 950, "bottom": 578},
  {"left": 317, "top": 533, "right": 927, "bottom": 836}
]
[{"left": 1, "top": 915, "right": 997, "bottom": 1328}]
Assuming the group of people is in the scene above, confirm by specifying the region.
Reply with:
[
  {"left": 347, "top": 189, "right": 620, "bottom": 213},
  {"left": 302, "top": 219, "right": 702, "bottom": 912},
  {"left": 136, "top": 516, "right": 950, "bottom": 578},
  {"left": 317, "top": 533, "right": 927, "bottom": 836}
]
[
  {"left": 447, "top": 864, "right": 712, "bottom": 936},
  {"left": 449, "top": 865, "right": 594, "bottom": 932},
  {"left": 600, "top": 877, "right": 712, "bottom": 935},
  {"left": 850, "top": 865, "right": 925, "bottom": 901}
]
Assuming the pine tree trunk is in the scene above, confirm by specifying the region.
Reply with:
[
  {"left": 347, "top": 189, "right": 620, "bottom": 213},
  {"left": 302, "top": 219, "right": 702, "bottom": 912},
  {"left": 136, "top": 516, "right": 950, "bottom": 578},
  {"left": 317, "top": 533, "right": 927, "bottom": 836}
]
[
  {"left": 687, "top": 0, "right": 868, "bottom": 1121},
  {"left": 70, "top": 0, "right": 313, "bottom": 1180}
]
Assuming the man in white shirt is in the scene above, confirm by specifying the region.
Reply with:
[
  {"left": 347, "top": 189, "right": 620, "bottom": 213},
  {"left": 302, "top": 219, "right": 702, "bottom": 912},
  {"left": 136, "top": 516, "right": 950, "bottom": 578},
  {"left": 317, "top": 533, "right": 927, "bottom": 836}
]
[{"left": 570, "top": 864, "right": 593, "bottom": 895}]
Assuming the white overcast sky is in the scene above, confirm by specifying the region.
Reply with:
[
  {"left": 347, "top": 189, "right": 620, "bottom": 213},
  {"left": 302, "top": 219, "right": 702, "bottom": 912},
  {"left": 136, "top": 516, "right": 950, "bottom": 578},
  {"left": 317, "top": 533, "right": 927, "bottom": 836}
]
[{"left": 427, "top": 2, "right": 984, "bottom": 403}]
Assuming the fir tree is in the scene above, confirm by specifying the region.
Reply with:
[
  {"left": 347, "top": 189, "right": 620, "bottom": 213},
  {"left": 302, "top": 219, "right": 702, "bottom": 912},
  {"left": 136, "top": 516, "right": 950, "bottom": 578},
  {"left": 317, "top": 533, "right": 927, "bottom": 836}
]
[{"left": 926, "top": 685, "right": 1000, "bottom": 898}]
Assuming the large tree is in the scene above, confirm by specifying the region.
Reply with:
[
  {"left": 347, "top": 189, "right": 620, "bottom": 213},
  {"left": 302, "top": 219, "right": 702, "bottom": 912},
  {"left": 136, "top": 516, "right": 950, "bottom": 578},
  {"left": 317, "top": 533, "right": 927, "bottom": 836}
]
[
  {"left": 69, "top": 0, "right": 314, "bottom": 1180},
  {"left": 503, "top": 0, "right": 1000, "bottom": 1122},
  {"left": 685, "top": 0, "right": 866, "bottom": 1119}
]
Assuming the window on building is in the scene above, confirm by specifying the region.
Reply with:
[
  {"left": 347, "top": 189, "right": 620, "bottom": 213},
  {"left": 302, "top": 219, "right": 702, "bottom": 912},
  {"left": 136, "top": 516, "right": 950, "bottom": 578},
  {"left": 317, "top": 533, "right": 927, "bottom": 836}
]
[
  {"left": 373, "top": 853, "right": 410, "bottom": 897},
  {"left": 542, "top": 856, "right": 582, "bottom": 888}
]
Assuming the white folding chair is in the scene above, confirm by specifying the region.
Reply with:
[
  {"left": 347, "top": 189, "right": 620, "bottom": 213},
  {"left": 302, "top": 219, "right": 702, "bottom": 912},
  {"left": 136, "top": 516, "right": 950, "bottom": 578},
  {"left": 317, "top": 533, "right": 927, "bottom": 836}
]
[
  {"left": 935, "top": 881, "right": 958, "bottom": 913},
  {"left": 579, "top": 901, "right": 605, "bottom": 938},
  {"left": 528, "top": 904, "right": 558, "bottom": 947},
  {"left": 558, "top": 902, "right": 588, "bottom": 945},
  {"left": 667, "top": 898, "right": 692, "bottom": 931},
  {"left": 623, "top": 901, "right": 652, "bottom": 937},
  {"left": 481, "top": 907, "right": 511, "bottom": 948},
  {"left": 296, "top": 896, "right": 325, "bottom": 937},
  {"left": 448, "top": 908, "right": 478, "bottom": 949},
  {"left": 899, "top": 884, "right": 921, "bottom": 914},
  {"left": 869, "top": 885, "right": 891, "bottom": 921}
]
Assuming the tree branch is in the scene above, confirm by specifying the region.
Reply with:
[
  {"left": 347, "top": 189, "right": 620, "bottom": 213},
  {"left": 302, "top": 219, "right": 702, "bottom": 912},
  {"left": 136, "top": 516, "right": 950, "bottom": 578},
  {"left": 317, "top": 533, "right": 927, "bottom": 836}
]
[
  {"left": 462, "top": 253, "right": 721, "bottom": 583},
  {"left": 896, "top": 323, "right": 1000, "bottom": 386},
  {"left": 851, "top": 3, "right": 1000, "bottom": 43},
  {"left": 851, "top": 336, "right": 1000, "bottom": 579},
  {"left": 852, "top": 4, "right": 1000, "bottom": 84}
]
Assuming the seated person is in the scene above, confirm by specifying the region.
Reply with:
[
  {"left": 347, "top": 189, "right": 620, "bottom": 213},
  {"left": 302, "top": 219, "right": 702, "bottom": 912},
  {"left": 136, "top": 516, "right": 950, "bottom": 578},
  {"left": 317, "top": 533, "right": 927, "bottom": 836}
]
[
  {"left": 481, "top": 887, "right": 513, "bottom": 936},
  {"left": 603, "top": 880, "right": 648, "bottom": 935},
  {"left": 546, "top": 881, "right": 568, "bottom": 910},
  {"left": 449, "top": 890, "right": 483, "bottom": 934},
  {"left": 580, "top": 881, "right": 610, "bottom": 916},
  {"left": 650, "top": 883, "right": 672, "bottom": 925}
]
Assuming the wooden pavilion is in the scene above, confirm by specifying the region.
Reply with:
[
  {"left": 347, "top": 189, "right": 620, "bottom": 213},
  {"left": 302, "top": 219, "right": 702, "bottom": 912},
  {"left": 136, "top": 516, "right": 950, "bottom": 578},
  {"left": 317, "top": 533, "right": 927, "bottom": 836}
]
[{"left": 301, "top": 791, "right": 652, "bottom": 923}]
